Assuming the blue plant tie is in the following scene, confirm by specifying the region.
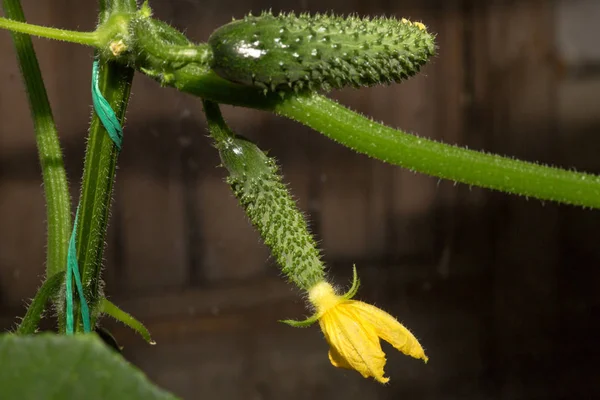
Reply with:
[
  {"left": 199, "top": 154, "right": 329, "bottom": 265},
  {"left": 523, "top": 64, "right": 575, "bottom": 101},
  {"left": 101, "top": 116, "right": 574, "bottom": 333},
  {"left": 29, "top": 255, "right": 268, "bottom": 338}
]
[
  {"left": 65, "top": 206, "right": 90, "bottom": 334},
  {"left": 65, "top": 59, "right": 124, "bottom": 334},
  {"left": 91, "top": 59, "right": 123, "bottom": 150}
]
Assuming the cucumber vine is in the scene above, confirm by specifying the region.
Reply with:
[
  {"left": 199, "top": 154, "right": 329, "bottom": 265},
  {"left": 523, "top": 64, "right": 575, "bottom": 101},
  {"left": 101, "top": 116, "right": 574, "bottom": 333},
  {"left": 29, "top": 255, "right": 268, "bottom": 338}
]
[{"left": 0, "top": 0, "right": 599, "bottom": 389}]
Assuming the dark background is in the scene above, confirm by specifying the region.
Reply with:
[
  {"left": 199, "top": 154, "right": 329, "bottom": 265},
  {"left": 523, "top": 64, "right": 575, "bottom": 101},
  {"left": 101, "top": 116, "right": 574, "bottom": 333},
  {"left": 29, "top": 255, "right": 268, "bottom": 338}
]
[{"left": 1, "top": 0, "right": 600, "bottom": 399}]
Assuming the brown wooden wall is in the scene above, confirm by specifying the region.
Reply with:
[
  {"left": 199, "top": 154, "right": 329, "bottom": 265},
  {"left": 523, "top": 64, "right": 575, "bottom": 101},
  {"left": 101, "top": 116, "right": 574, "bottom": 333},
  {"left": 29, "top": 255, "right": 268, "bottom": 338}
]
[{"left": 1, "top": 0, "right": 600, "bottom": 399}]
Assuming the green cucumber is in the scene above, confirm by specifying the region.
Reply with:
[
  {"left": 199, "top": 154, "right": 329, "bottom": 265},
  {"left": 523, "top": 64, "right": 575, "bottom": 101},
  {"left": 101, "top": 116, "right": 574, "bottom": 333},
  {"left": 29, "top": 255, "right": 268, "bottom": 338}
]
[
  {"left": 208, "top": 12, "right": 436, "bottom": 93},
  {"left": 218, "top": 135, "right": 325, "bottom": 291}
]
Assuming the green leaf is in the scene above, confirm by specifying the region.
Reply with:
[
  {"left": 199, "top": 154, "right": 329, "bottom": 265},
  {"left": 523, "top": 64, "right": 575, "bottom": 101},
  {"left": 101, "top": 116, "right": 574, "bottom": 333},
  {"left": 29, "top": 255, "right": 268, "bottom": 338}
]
[{"left": 0, "top": 334, "right": 178, "bottom": 400}]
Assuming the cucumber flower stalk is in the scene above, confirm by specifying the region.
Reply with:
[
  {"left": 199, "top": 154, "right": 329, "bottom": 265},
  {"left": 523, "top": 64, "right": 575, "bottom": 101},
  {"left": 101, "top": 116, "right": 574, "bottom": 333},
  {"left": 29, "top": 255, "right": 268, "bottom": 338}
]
[{"left": 283, "top": 267, "right": 428, "bottom": 383}]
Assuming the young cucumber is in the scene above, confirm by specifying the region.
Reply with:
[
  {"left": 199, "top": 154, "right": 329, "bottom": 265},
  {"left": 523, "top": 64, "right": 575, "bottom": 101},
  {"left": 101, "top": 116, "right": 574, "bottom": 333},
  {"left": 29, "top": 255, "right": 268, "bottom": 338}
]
[{"left": 208, "top": 12, "right": 436, "bottom": 93}]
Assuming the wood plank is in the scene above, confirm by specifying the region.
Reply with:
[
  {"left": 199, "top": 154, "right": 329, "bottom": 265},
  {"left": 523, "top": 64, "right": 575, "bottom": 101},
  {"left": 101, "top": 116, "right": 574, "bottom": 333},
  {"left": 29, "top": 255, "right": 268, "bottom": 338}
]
[
  {"left": 103, "top": 272, "right": 483, "bottom": 400},
  {"left": 553, "top": 6, "right": 600, "bottom": 395},
  {"left": 296, "top": 0, "right": 381, "bottom": 263},
  {"left": 195, "top": 171, "right": 270, "bottom": 282},
  {"left": 317, "top": 131, "right": 375, "bottom": 261},
  {"left": 109, "top": 277, "right": 297, "bottom": 322},
  {"left": 386, "top": 3, "right": 440, "bottom": 260},
  {"left": 556, "top": 0, "right": 600, "bottom": 69},
  {"left": 114, "top": 79, "right": 193, "bottom": 292},
  {"left": 483, "top": 1, "right": 560, "bottom": 396},
  {"left": 0, "top": 181, "right": 46, "bottom": 310},
  {"left": 556, "top": 78, "right": 600, "bottom": 170},
  {"left": 117, "top": 170, "right": 188, "bottom": 292}
]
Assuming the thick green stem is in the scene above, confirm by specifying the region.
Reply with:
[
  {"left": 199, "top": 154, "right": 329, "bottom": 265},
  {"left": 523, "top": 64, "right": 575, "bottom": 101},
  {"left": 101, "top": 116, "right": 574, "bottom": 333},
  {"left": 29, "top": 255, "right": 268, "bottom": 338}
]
[
  {"left": 146, "top": 42, "right": 211, "bottom": 63},
  {"left": 2, "top": 0, "right": 71, "bottom": 331},
  {"left": 172, "top": 67, "right": 280, "bottom": 109},
  {"left": 74, "top": 59, "right": 134, "bottom": 333},
  {"left": 275, "top": 94, "right": 600, "bottom": 208},
  {"left": 132, "top": 17, "right": 212, "bottom": 63},
  {"left": 68, "top": 0, "right": 137, "bottom": 334},
  {"left": 169, "top": 66, "right": 600, "bottom": 208},
  {"left": 0, "top": 16, "right": 98, "bottom": 45}
]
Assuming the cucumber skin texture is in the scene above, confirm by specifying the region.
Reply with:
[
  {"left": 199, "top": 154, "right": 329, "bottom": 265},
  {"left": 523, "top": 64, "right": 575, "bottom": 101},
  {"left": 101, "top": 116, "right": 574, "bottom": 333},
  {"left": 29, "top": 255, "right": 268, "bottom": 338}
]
[
  {"left": 208, "top": 12, "right": 436, "bottom": 92},
  {"left": 218, "top": 137, "right": 325, "bottom": 291}
]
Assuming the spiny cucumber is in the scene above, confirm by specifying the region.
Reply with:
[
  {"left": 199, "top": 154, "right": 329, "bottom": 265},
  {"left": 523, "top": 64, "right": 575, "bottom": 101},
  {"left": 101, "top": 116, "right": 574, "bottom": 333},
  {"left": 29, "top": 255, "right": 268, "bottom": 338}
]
[
  {"left": 208, "top": 11, "right": 436, "bottom": 93},
  {"left": 218, "top": 136, "right": 325, "bottom": 291}
]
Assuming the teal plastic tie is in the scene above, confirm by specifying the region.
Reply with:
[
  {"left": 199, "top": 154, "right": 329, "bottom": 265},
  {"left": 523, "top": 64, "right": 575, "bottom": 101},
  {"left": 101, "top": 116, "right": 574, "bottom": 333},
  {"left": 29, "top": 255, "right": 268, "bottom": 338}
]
[
  {"left": 65, "top": 206, "right": 91, "bottom": 334},
  {"left": 65, "top": 59, "right": 124, "bottom": 334},
  {"left": 91, "top": 59, "right": 123, "bottom": 150}
]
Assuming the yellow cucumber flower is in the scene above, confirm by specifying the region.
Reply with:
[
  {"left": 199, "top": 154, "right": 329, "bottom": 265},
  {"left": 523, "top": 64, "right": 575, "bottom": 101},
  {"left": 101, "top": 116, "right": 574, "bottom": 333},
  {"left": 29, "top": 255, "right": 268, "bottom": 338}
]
[{"left": 282, "top": 267, "right": 428, "bottom": 383}]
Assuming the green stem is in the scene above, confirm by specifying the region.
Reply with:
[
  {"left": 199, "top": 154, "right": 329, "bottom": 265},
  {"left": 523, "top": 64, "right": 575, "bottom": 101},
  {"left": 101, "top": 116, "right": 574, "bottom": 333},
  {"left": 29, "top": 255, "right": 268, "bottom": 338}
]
[
  {"left": 172, "top": 67, "right": 280, "bottom": 109},
  {"left": 275, "top": 94, "right": 600, "bottom": 208},
  {"left": 15, "top": 272, "right": 65, "bottom": 334},
  {"left": 169, "top": 66, "right": 600, "bottom": 208},
  {"left": 2, "top": 0, "right": 71, "bottom": 278},
  {"left": 132, "top": 17, "right": 212, "bottom": 63},
  {"left": 100, "top": 298, "right": 154, "bottom": 344},
  {"left": 0, "top": 16, "right": 98, "bottom": 45},
  {"left": 75, "top": 0, "right": 138, "bottom": 331},
  {"left": 202, "top": 100, "right": 234, "bottom": 143},
  {"left": 74, "top": 59, "right": 134, "bottom": 333},
  {"left": 66, "top": 0, "right": 137, "bottom": 335},
  {"left": 145, "top": 40, "right": 212, "bottom": 64},
  {"left": 100, "top": 0, "right": 138, "bottom": 16},
  {"left": 2, "top": 0, "right": 72, "bottom": 333}
]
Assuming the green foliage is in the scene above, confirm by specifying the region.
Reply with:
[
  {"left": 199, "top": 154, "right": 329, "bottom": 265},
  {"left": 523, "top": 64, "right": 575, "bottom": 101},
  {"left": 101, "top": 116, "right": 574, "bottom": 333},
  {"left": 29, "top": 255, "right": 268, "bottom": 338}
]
[
  {"left": 0, "top": 334, "right": 178, "bottom": 400},
  {"left": 208, "top": 11, "right": 435, "bottom": 93}
]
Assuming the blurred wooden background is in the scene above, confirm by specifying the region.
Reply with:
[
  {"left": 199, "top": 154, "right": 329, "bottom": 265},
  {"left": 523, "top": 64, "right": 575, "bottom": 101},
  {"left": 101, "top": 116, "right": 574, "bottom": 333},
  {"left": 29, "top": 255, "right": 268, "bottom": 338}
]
[{"left": 1, "top": 0, "right": 600, "bottom": 398}]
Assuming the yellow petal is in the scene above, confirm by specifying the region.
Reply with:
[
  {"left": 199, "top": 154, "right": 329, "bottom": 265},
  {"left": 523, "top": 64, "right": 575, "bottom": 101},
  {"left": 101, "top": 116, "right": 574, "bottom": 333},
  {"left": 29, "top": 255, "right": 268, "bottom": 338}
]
[
  {"left": 319, "top": 306, "right": 389, "bottom": 383},
  {"left": 327, "top": 347, "right": 390, "bottom": 384},
  {"left": 328, "top": 347, "right": 351, "bottom": 370},
  {"left": 349, "top": 301, "right": 428, "bottom": 362}
]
